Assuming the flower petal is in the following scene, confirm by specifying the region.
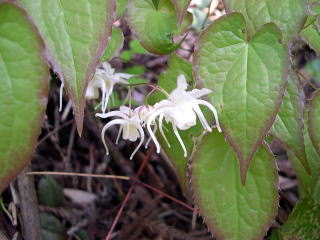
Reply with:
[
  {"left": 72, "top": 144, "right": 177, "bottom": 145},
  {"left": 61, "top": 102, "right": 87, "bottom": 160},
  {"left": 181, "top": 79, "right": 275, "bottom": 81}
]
[
  {"left": 177, "top": 74, "right": 188, "bottom": 90},
  {"left": 116, "top": 73, "right": 134, "bottom": 80},
  {"left": 96, "top": 110, "right": 127, "bottom": 119},
  {"left": 188, "top": 88, "right": 211, "bottom": 99}
]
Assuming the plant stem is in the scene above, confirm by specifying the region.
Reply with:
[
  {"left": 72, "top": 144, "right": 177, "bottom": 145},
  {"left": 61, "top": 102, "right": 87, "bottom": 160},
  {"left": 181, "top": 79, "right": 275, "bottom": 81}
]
[
  {"left": 137, "top": 181, "right": 195, "bottom": 212},
  {"left": 27, "top": 171, "right": 130, "bottom": 181},
  {"left": 105, "top": 145, "right": 155, "bottom": 240}
]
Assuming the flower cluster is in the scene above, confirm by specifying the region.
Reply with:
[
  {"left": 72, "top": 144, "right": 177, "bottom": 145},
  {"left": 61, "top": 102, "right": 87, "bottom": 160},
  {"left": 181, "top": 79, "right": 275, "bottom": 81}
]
[
  {"left": 86, "top": 62, "right": 133, "bottom": 114},
  {"left": 88, "top": 62, "right": 221, "bottom": 159}
]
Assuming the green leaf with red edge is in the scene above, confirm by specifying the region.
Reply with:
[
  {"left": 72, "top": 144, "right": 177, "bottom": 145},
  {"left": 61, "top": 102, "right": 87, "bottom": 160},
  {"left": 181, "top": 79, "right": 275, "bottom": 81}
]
[
  {"left": 17, "top": 0, "right": 116, "bottom": 135},
  {"left": 309, "top": 90, "right": 320, "bottom": 156},
  {"left": 171, "top": 0, "right": 191, "bottom": 26},
  {"left": 271, "top": 72, "right": 310, "bottom": 173},
  {"left": 147, "top": 54, "right": 205, "bottom": 192},
  {"left": 281, "top": 197, "right": 320, "bottom": 240},
  {"left": 301, "top": 15, "right": 320, "bottom": 54},
  {"left": 101, "top": 27, "right": 124, "bottom": 62},
  {"left": 192, "top": 131, "right": 278, "bottom": 240},
  {"left": 223, "top": 0, "right": 308, "bottom": 43},
  {"left": 126, "top": 0, "right": 192, "bottom": 54},
  {"left": 288, "top": 111, "right": 320, "bottom": 198},
  {"left": 193, "top": 13, "right": 288, "bottom": 184},
  {"left": 0, "top": 1, "right": 49, "bottom": 194}
]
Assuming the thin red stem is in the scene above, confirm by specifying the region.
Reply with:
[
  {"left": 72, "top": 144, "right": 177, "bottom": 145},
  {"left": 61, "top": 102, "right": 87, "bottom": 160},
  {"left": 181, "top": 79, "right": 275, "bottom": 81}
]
[
  {"left": 137, "top": 181, "right": 195, "bottom": 212},
  {"left": 105, "top": 146, "right": 155, "bottom": 240},
  {"left": 104, "top": 186, "right": 134, "bottom": 240},
  {"left": 137, "top": 145, "right": 155, "bottom": 177}
]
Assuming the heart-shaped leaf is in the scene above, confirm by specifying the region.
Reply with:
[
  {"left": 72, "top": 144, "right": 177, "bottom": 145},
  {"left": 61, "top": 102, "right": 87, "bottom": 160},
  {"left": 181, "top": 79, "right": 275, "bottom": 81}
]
[
  {"left": 126, "top": 0, "right": 192, "bottom": 54},
  {"left": 172, "top": 0, "right": 191, "bottom": 26},
  {"left": 271, "top": 72, "right": 310, "bottom": 173},
  {"left": 17, "top": 0, "right": 116, "bottom": 135},
  {"left": 301, "top": 15, "right": 320, "bottom": 54},
  {"left": 193, "top": 13, "right": 288, "bottom": 184},
  {"left": 116, "top": 0, "right": 128, "bottom": 20},
  {"left": 281, "top": 197, "right": 320, "bottom": 240},
  {"left": 101, "top": 27, "right": 124, "bottom": 62},
  {"left": 223, "top": 0, "right": 308, "bottom": 43},
  {"left": 308, "top": 90, "right": 320, "bottom": 156},
  {"left": 289, "top": 111, "right": 320, "bottom": 197},
  {"left": 0, "top": 2, "right": 49, "bottom": 194},
  {"left": 192, "top": 131, "right": 278, "bottom": 240}
]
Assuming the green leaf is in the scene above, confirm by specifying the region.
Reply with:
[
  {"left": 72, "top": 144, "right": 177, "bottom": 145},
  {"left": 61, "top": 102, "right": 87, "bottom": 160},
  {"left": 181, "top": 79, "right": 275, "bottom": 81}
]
[
  {"left": 126, "top": 0, "right": 192, "bottom": 54},
  {"left": 101, "top": 27, "right": 124, "bottom": 62},
  {"left": 271, "top": 72, "right": 310, "bottom": 173},
  {"left": 0, "top": 2, "right": 49, "bottom": 194},
  {"left": 40, "top": 213, "right": 65, "bottom": 240},
  {"left": 172, "top": 0, "right": 191, "bottom": 26},
  {"left": 17, "top": 0, "right": 116, "bottom": 135},
  {"left": 193, "top": 13, "right": 288, "bottom": 184},
  {"left": 281, "top": 197, "right": 320, "bottom": 240},
  {"left": 152, "top": 0, "right": 160, "bottom": 9},
  {"left": 120, "top": 50, "right": 133, "bottom": 62},
  {"left": 116, "top": 0, "right": 128, "bottom": 19},
  {"left": 192, "top": 131, "right": 278, "bottom": 240},
  {"left": 223, "top": 0, "right": 308, "bottom": 43},
  {"left": 38, "top": 176, "right": 64, "bottom": 207},
  {"left": 124, "top": 66, "right": 145, "bottom": 75},
  {"left": 130, "top": 39, "right": 148, "bottom": 55},
  {"left": 147, "top": 54, "right": 203, "bottom": 192},
  {"left": 308, "top": 90, "right": 320, "bottom": 156},
  {"left": 305, "top": 58, "right": 320, "bottom": 84},
  {"left": 290, "top": 112, "right": 320, "bottom": 198},
  {"left": 271, "top": 229, "right": 284, "bottom": 240},
  {"left": 309, "top": 0, "right": 320, "bottom": 16},
  {"left": 301, "top": 15, "right": 320, "bottom": 54}
]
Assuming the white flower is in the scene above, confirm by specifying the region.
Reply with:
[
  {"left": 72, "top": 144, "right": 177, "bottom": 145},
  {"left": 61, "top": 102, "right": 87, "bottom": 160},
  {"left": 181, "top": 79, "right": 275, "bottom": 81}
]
[
  {"left": 147, "top": 74, "right": 221, "bottom": 157},
  {"left": 96, "top": 106, "right": 145, "bottom": 160},
  {"left": 86, "top": 62, "right": 133, "bottom": 113}
]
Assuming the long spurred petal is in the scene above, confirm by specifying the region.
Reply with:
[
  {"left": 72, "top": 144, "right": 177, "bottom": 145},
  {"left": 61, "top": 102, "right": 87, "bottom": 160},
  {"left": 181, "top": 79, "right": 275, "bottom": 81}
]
[
  {"left": 130, "top": 124, "right": 145, "bottom": 160},
  {"left": 116, "top": 125, "right": 123, "bottom": 145},
  {"left": 59, "top": 83, "right": 64, "bottom": 112},
  {"left": 191, "top": 101, "right": 211, "bottom": 132},
  {"left": 172, "top": 123, "right": 187, "bottom": 157},
  {"left": 159, "top": 114, "right": 171, "bottom": 147},
  {"left": 197, "top": 99, "right": 221, "bottom": 132},
  {"left": 145, "top": 124, "right": 157, "bottom": 149},
  {"left": 101, "top": 119, "right": 127, "bottom": 155}
]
